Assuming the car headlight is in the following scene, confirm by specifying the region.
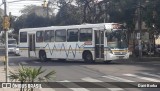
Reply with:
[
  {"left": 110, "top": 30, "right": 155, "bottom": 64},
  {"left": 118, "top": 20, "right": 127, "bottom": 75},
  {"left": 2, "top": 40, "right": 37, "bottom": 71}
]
[{"left": 16, "top": 48, "right": 19, "bottom": 50}]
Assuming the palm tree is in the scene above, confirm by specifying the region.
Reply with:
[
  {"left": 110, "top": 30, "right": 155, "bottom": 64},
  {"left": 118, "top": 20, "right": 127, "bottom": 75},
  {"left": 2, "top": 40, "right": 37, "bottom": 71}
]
[{"left": 9, "top": 64, "right": 56, "bottom": 91}]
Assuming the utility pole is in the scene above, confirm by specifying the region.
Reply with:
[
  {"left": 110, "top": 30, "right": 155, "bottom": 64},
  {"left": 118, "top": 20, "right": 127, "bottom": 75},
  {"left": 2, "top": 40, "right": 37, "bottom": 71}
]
[
  {"left": 47, "top": 2, "right": 49, "bottom": 20},
  {"left": 138, "top": 0, "right": 142, "bottom": 58},
  {"left": 3, "top": 0, "right": 9, "bottom": 82},
  {"left": 42, "top": 0, "right": 49, "bottom": 25}
]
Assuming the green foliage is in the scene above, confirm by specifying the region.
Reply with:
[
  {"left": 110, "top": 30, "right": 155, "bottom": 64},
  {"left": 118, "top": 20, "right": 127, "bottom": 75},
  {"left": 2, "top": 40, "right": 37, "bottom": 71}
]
[
  {"left": 55, "top": 4, "right": 82, "bottom": 25},
  {"left": 13, "top": 5, "right": 55, "bottom": 34},
  {"left": 9, "top": 64, "right": 56, "bottom": 82},
  {"left": 9, "top": 64, "right": 55, "bottom": 91},
  {"left": 142, "top": 0, "right": 160, "bottom": 36}
]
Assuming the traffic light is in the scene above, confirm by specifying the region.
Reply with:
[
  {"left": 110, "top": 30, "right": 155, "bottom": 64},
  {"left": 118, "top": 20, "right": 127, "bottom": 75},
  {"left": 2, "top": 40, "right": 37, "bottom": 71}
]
[
  {"left": 2, "top": 16, "right": 10, "bottom": 30},
  {"left": 42, "top": 0, "right": 48, "bottom": 8}
]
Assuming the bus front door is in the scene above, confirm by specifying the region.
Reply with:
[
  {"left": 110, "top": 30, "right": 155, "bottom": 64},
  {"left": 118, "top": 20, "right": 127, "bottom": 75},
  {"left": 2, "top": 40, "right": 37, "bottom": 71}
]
[
  {"left": 95, "top": 30, "right": 104, "bottom": 60},
  {"left": 28, "top": 34, "right": 36, "bottom": 57}
]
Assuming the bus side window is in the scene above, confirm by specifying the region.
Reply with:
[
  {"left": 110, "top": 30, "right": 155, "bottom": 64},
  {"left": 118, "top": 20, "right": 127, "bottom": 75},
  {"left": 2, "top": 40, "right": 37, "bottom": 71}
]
[
  {"left": 79, "top": 28, "right": 92, "bottom": 41},
  {"left": 50, "top": 30, "right": 54, "bottom": 42},
  {"left": 20, "top": 32, "right": 27, "bottom": 43},
  {"left": 44, "top": 30, "right": 51, "bottom": 42},
  {"left": 36, "top": 31, "right": 44, "bottom": 42},
  {"left": 55, "top": 29, "right": 66, "bottom": 42},
  {"left": 67, "top": 29, "right": 78, "bottom": 42}
]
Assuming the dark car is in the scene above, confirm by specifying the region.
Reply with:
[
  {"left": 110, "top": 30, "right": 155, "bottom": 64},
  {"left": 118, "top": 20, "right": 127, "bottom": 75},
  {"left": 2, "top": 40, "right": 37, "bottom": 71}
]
[{"left": 155, "top": 45, "right": 160, "bottom": 55}]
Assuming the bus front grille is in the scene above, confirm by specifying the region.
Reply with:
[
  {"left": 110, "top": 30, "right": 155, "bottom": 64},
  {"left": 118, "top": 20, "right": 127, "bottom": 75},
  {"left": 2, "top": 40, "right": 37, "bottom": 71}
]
[{"left": 113, "top": 52, "right": 127, "bottom": 55}]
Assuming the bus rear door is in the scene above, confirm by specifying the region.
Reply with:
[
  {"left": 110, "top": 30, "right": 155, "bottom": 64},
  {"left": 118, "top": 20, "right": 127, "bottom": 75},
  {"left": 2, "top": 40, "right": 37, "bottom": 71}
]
[
  {"left": 94, "top": 30, "right": 104, "bottom": 60},
  {"left": 28, "top": 34, "right": 36, "bottom": 57}
]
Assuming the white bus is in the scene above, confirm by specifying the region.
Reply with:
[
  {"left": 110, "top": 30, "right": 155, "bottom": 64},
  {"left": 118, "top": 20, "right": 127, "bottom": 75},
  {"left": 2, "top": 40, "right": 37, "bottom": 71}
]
[{"left": 19, "top": 23, "right": 129, "bottom": 63}]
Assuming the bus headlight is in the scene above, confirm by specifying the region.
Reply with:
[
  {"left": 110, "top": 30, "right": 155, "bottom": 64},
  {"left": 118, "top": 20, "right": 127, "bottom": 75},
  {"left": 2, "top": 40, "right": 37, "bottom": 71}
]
[{"left": 107, "top": 48, "right": 113, "bottom": 54}]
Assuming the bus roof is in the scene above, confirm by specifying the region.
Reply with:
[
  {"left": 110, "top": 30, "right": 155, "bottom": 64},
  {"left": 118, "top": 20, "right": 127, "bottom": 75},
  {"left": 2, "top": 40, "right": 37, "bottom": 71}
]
[{"left": 19, "top": 23, "right": 122, "bottom": 32}]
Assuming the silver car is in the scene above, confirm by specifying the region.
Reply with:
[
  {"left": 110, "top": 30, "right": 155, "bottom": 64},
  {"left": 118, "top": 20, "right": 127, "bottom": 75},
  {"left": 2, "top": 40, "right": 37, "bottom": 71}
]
[
  {"left": 8, "top": 45, "right": 16, "bottom": 53},
  {"left": 8, "top": 39, "right": 20, "bottom": 56}
]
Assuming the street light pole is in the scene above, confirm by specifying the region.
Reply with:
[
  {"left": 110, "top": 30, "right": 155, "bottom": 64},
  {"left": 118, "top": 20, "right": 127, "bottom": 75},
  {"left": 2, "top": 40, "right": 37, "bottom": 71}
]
[
  {"left": 138, "top": 0, "right": 142, "bottom": 58},
  {"left": 3, "top": 0, "right": 9, "bottom": 82}
]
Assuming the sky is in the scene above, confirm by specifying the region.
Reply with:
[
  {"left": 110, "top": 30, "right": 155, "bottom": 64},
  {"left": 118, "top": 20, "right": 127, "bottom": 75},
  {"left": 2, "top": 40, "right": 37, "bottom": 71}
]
[{"left": 0, "top": 0, "right": 44, "bottom": 16}]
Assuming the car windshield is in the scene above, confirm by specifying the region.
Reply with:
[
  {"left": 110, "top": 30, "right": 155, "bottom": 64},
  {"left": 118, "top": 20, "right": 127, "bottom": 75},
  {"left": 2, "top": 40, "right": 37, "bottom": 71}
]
[{"left": 107, "top": 29, "right": 128, "bottom": 49}]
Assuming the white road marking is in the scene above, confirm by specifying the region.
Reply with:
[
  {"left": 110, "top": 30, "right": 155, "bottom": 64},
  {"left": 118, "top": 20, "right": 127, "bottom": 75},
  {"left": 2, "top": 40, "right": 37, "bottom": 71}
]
[
  {"left": 108, "top": 88, "right": 124, "bottom": 91},
  {"left": 102, "top": 75, "right": 135, "bottom": 82},
  {"left": 81, "top": 77, "right": 103, "bottom": 82},
  {"left": 58, "top": 80, "right": 90, "bottom": 91},
  {"left": 124, "top": 74, "right": 160, "bottom": 82},
  {"left": 69, "top": 88, "right": 90, "bottom": 91},
  {"left": 20, "top": 62, "right": 28, "bottom": 65},
  {"left": 56, "top": 80, "right": 71, "bottom": 82},
  {"left": 82, "top": 77, "right": 123, "bottom": 91},
  {"left": 37, "top": 88, "right": 56, "bottom": 91},
  {"left": 141, "top": 72, "right": 160, "bottom": 78}
]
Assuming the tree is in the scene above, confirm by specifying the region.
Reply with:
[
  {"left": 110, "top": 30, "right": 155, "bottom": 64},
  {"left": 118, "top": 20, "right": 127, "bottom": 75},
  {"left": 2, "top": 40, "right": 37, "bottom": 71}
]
[
  {"left": 143, "top": 0, "right": 160, "bottom": 36},
  {"left": 9, "top": 64, "right": 56, "bottom": 91},
  {"left": 55, "top": 2, "right": 82, "bottom": 25},
  {"left": 76, "top": 0, "right": 138, "bottom": 24},
  {"left": 13, "top": 5, "right": 56, "bottom": 34}
]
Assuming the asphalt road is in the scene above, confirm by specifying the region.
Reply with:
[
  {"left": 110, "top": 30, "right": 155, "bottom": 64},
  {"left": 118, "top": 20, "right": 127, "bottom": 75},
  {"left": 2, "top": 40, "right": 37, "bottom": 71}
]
[{"left": 5, "top": 55, "right": 160, "bottom": 91}]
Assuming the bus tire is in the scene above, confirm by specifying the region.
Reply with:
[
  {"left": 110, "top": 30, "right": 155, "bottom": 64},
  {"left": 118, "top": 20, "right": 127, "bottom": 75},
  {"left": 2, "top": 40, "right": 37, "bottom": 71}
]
[
  {"left": 39, "top": 51, "right": 47, "bottom": 62},
  {"left": 84, "top": 52, "right": 94, "bottom": 63}
]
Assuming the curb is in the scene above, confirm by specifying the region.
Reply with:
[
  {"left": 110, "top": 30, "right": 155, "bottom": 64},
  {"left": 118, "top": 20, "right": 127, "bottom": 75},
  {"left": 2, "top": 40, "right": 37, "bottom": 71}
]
[{"left": 129, "top": 57, "right": 160, "bottom": 62}]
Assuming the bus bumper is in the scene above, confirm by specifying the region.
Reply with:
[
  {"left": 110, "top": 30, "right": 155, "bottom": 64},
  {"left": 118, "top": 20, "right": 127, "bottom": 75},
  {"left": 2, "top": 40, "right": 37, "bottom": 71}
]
[{"left": 106, "top": 53, "right": 130, "bottom": 60}]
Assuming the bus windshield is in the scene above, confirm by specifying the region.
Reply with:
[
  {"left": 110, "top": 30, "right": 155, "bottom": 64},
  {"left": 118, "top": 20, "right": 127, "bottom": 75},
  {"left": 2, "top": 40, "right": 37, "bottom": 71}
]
[{"left": 107, "top": 29, "right": 128, "bottom": 49}]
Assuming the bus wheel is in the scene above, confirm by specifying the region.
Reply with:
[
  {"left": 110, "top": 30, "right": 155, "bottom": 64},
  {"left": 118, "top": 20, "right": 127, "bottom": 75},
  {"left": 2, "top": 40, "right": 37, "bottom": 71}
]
[
  {"left": 84, "top": 52, "right": 94, "bottom": 63},
  {"left": 39, "top": 51, "right": 47, "bottom": 62}
]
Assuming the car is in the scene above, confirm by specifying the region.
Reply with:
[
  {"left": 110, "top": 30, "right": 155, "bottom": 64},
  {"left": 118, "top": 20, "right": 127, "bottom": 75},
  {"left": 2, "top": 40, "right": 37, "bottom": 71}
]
[
  {"left": 8, "top": 45, "right": 16, "bottom": 54},
  {"left": 155, "top": 45, "right": 160, "bottom": 55},
  {"left": 8, "top": 38, "right": 20, "bottom": 56},
  {"left": 15, "top": 46, "right": 20, "bottom": 56}
]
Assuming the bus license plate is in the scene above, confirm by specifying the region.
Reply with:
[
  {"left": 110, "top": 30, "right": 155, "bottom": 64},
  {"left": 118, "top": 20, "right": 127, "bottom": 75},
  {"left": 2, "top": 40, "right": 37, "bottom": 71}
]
[{"left": 119, "top": 56, "right": 124, "bottom": 59}]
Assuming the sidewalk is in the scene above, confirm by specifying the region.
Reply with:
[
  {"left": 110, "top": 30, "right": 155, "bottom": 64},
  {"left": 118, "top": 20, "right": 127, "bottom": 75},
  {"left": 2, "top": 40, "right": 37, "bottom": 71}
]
[
  {"left": 129, "top": 55, "right": 160, "bottom": 63},
  {"left": 0, "top": 62, "right": 19, "bottom": 91}
]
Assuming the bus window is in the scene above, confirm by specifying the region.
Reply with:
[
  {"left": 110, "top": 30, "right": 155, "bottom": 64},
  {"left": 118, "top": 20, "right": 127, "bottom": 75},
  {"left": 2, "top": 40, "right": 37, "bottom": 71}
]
[
  {"left": 44, "top": 30, "right": 51, "bottom": 42},
  {"left": 20, "top": 32, "right": 27, "bottom": 43},
  {"left": 79, "top": 28, "right": 92, "bottom": 41},
  {"left": 50, "top": 30, "right": 54, "bottom": 42},
  {"left": 67, "top": 29, "right": 78, "bottom": 42},
  {"left": 55, "top": 29, "right": 66, "bottom": 42},
  {"left": 36, "top": 31, "right": 44, "bottom": 42}
]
